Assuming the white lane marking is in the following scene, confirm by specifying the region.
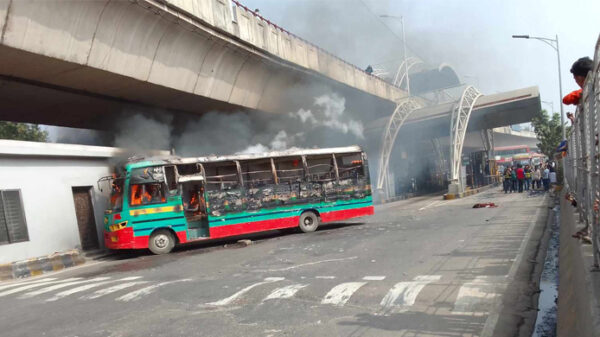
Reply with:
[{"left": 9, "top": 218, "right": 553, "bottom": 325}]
[
  {"left": 82, "top": 281, "right": 149, "bottom": 300},
  {"left": 418, "top": 200, "right": 442, "bottom": 211},
  {"left": 258, "top": 257, "right": 358, "bottom": 272},
  {"left": 0, "top": 278, "right": 58, "bottom": 291},
  {"left": 380, "top": 275, "right": 441, "bottom": 308},
  {"left": 321, "top": 282, "right": 367, "bottom": 306},
  {"left": 0, "top": 278, "right": 82, "bottom": 297},
  {"left": 20, "top": 277, "right": 111, "bottom": 299},
  {"left": 46, "top": 277, "right": 142, "bottom": 302},
  {"left": 315, "top": 276, "right": 336, "bottom": 279},
  {"left": 263, "top": 284, "right": 307, "bottom": 301},
  {"left": 362, "top": 276, "right": 386, "bottom": 281},
  {"left": 453, "top": 276, "right": 501, "bottom": 315},
  {"left": 207, "top": 277, "right": 285, "bottom": 306},
  {"left": 116, "top": 279, "right": 192, "bottom": 302}
]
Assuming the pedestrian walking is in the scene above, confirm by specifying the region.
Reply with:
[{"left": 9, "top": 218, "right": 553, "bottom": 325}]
[{"left": 516, "top": 164, "right": 525, "bottom": 193}]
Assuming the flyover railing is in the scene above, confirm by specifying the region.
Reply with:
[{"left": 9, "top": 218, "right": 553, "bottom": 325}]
[{"left": 564, "top": 34, "right": 600, "bottom": 269}]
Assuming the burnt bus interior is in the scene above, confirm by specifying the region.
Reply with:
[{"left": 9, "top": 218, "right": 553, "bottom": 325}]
[
  {"left": 200, "top": 152, "right": 371, "bottom": 219},
  {"left": 104, "top": 152, "right": 371, "bottom": 239}
]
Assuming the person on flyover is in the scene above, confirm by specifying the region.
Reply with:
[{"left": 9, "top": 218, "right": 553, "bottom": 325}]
[{"left": 563, "top": 57, "right": 593, "bottom": 123}]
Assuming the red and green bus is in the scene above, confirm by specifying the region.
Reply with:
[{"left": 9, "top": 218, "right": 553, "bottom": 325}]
[{"left": 100, "top": 146, "right": 374, "bottom": 254}]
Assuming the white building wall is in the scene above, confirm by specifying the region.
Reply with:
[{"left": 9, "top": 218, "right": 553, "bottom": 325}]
[
  {"left": 0, "top": 156, "right": 112, "bottom": 264},
  {"left": 0, "top": 140, "right": 155, "bottom": 264}
]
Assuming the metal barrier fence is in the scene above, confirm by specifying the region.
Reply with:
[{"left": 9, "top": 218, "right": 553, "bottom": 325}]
[{"left": 564, "top": 34, "right": 600, "bottom": 269}]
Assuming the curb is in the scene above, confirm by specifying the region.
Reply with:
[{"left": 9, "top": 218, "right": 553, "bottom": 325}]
[
  {"left": 0, "top": 249, "right": 86, "bottom": 281},
  {"left": 443, "top": 182, "right": 499, "bottom": 200},
  {"left": 557, "top": 189, "right": 600, "bottom": 337}
]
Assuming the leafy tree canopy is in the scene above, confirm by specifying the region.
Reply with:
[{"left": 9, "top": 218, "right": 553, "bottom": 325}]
[
  {"left": 530, "top": 109, "right": 562, "bottom": 158},
  {"left": 0, "top": 121, "right": 48, "bottom": 142}
]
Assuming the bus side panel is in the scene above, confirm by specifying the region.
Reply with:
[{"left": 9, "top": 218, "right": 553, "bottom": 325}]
[
  {"left": 320, "top": 205, "right": 374, "bottom": 223},
  {"left": 208, "top": 216, "right": 299, "bottom": 238}
]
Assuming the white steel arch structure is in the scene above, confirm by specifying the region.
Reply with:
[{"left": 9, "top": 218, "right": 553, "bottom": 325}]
[
  {"left": 449, "top": 86, "right": 483, "bottom": 190},
  {"left": 376, "top": 97, "right": 422, "bottom": 198},
  {"left": 392, "top": 57, "right": 423, "bottom": 88}
]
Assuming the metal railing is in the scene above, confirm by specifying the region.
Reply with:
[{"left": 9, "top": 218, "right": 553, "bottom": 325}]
[
  {"left": 563, "top": 34, "right": 600, "bottom": 269},
  {"left": 230, "top": 0, "right": 403, "bottom": 90}
]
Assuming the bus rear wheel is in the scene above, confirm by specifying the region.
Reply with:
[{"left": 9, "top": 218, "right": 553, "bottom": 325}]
[
  {"left": 149, "top": 229, "right": 175, "bottom": 255},
  {"left": 299, "top": 211, "right": 319, "bottom": 233}
]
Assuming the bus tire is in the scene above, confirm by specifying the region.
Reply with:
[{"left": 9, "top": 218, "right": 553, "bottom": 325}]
[
  {"left": 299, "top": 211, "right": 319, "bottom": 233},
  {"left": 149, "top": 229, "right": 175, "bottom": 255}
]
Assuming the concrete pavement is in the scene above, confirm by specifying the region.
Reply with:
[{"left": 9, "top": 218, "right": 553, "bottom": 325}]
[{"left": 0, "top": 188, "right": 550, "bottom": 337}]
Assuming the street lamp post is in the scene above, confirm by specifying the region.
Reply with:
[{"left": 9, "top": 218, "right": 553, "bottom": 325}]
[
  {"left": 380, "top": 15, "right": 410, "bottom": 96},
  {"left": 541, "top": 100, "right": 555, "bottom": 114},
  {"left": 512, "top": 34, "right": 566, "bottom": 140}
]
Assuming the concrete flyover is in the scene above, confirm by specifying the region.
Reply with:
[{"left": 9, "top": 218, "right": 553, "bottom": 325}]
[{"left": 0, "top": 0, "right": 404, "bottom": 128}]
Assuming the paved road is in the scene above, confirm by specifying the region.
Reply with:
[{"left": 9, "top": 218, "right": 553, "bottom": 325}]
[{"left": 0, "top": 189, "right": 550, "bottom": 337}]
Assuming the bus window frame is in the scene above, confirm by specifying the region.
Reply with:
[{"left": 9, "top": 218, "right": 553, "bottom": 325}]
[
  {"left": 163, "top": 165, "right": 180, "bottom": 197},
  {"left": 240, "top": 158, "right": 276, "bottom": 188},
  {"left": 203, "top": 161, "right": 243, "bottom": 191},
  {"left": 306, "top": 154, "right": 338, "bottom": 183},
  {"left": 128, "top": 182, "right": 168, "bottom": 207},
  {"left": 272, "top": 156, "right": 306, "bottom": 184}
]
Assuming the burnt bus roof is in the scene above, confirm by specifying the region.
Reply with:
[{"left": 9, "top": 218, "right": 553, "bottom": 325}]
[{"left": 125, "top": 145, "right": 365, "bottom": 169}]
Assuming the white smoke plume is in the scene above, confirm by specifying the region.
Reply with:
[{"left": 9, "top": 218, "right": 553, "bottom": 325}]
[{"left": 289, "top": 94, "right": 364, "bottom": 139}]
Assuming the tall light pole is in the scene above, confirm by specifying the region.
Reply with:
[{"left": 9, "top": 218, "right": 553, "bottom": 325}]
[
  {"left": 541, "top": 100, "right": 555, "bottom": 114},
  {"left": 380, "top": 15, "right": 410, "bottom": 96},
  {"left": 512, "top": 34, "right": 566, "bottom": 140}
]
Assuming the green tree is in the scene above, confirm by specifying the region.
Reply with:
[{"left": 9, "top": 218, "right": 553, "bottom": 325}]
[
  {"left": 530, "top": 109, "right": 562, "bottom": 158},
  {"left": 0, "top": 122, "right": 48, "bottom": 142}
]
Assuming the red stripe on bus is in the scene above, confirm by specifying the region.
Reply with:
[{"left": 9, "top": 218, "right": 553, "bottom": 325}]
[
  {"left": 209, "top": 216, "right": 300, "bottom": 238},
  {"left": 320, "top": 206, "right": 374, "bottom": 222},
  {"left": 176, "top": 231, "right": 187, "bottom": 243}
]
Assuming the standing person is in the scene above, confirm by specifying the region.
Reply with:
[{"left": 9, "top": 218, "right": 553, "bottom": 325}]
[
  {"left": 533, "top": 165, "right": 542, "bottom": 190},
  {"left": 543, "top": 164, "right": 551, "bottom": 191},
  {"left": 549, "top": 164, "right": 557, "bottom": 187},
  {"left": 511, "top": 166, "right": 518, "bottom": 193},
  {"left": 524, "top": 165, "right": 531, "bottom": 191},
  {"left": 516, "top": 164, "right": 525, "bottom": 193},
  {"left": 503, "top": 167, "right": 512, "bottom": 193}
]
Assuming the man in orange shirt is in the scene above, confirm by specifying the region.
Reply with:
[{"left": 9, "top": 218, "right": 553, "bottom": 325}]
[{"left": 563, "top": 57, "right": 593, "bottom": 121}]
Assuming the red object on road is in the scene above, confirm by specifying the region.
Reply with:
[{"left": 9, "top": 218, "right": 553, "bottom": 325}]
[{"left": 473, "top": 203, "right": 498, "bottom": 208}]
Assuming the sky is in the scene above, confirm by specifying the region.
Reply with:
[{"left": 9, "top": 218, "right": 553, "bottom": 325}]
[{"left": 241, "top": 0, "right": 599, "bottom": 117}]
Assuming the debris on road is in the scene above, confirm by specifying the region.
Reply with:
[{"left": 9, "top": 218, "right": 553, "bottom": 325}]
[{"left": 472, "top": 202, "right": 498, "bottom": 208}]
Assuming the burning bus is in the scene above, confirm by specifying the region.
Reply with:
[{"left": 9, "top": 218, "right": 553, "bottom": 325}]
[{"left": 99, "top": 146, "right": 374, "bottom": 254}]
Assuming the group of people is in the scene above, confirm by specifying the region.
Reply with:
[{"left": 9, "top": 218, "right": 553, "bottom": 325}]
[{"left": 502, "top": 162, "right": 556, "bottom": 193}]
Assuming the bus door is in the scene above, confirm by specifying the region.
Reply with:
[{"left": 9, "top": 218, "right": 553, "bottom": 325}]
[{"left": 178, "top": 170, "right": 209, "bottom": 239}]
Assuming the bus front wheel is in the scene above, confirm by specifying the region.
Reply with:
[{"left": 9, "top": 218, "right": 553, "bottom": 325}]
[
  {"left": 149, "top": 229, "right": 175, "bottom": 255},
  {"left": 299, "top": 212, "right": 319, "bottom": 233}
]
